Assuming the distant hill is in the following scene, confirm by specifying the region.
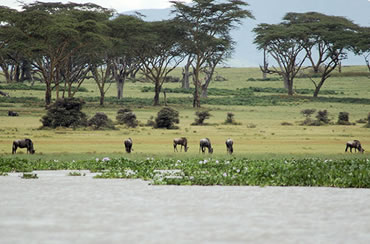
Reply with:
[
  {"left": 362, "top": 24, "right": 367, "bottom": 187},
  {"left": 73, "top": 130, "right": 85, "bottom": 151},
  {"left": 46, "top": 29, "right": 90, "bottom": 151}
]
[{"left": 125, "top": 0, "right": 370, "bottom": 67}]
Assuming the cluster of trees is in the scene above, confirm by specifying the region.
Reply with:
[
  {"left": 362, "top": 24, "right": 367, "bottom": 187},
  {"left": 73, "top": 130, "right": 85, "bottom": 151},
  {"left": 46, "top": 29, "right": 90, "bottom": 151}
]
[
  {"left": 0, "top": 0, "right": 253, "bottom": 107},
  {"left": 254, "top": 12, "right": 370, "bottom": 97}
]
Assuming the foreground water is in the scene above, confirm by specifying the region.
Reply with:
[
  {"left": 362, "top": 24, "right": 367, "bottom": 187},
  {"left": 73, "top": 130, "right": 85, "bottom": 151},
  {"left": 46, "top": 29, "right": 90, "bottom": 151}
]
[{"left": 1, "top": 171, "right": 370, "bottom": 244}]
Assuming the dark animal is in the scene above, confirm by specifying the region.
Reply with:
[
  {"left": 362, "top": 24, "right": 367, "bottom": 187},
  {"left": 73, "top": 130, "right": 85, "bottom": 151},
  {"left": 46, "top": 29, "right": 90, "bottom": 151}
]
[
  {"left": 345, "top": 140, "right": 365, "bottom": 153},
  {"left": 8, "top": 111, "right": 19, "bottom": 116},
  {"left": 124, "top": 138, "right": 133, "bottom": 153},
  {"left": 173, "top": 137, "right": 189, "bottom": 152},
  {"left": 12, "top": 138, "right": 35, "bottom": 154},
  {"left": 226, "top": 138, "right": 233, "bottom": 154},
  {"left": 199, "top": 138, "right": 213, "bottom": 154}
]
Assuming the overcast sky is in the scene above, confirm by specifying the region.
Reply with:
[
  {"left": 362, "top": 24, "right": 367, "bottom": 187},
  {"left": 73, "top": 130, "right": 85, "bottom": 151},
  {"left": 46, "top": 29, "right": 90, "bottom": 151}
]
[{"left": 1, "top": 0, "right": 192, "bottom": 12}]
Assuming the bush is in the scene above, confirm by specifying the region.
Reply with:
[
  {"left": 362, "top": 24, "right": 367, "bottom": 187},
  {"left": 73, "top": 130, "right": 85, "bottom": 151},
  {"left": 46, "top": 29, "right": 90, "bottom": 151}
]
[
  {"left": 88, "top": 112, "right": 116, "bottom": 130},
  {"left": 41, "top": 98, "right": 87, "bottom": 128},
  {"left": 223, "top": 112, "right": 240, "bottom": 125},
  {"left": 192, "top": 110, "right": 211, "bottom": 125},
  {"left": 116, "top": 108, "right": 138, "bottom": 128},
  {"left": 316, "top": 110, "right": 330, "bottom": 125},
  {"left": 154, "top": 107, "right": 179, "bottom": 129},
  {"left": 337, "top": 112, "right": 353, "bottom": 125},
  {"left": 301, "top": 109, "right": 316, "bottom": 118},
  {"left": 366, "top": 113, "right": 370, "bottom": 128}
]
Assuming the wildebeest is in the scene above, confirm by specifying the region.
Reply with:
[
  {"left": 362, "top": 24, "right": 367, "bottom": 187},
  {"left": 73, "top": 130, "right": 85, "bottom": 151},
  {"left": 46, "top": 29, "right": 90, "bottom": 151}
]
[
  {"left": 345, "top": 140, "right": 365, "bottom": 153},
  {"left": 173, "top": 137, "right": 189, "bottom": 152},
  {"left": 226, "top": 138, "right": 233, "bottom": 154},
  {"left": 12, "top": 138, "right": 35, "bottom": 154},
  {"left": 199, "top": 138, "right": 213, "bottom": 154},
  {"left": 124, "top": 138, "right": 133, "bottom": 153},
  {"left": 8, "top": 111, "right": 19, "bottom": 116}
]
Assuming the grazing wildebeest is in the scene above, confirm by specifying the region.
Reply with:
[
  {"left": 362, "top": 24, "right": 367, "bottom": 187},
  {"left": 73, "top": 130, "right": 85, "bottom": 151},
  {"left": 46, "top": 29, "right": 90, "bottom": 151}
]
[
  {"left": 226, "top": 138, "right": 233, "bottom": 154},
  {"left": 8, "top": 111, "right": 19, "bottom": 116},
  {"left": 199, "top": 138, "right": 213, "bottom": 154},
  {"left": 12, "top": 138, "right": 35, "bottom": 154},
  {"left": 173, "top": 137, "right": 189, "bottom": 152},
  {"left": 124, "top": 138, "right": 133, "bottom": 153},
  {"left": 345, "top": 140, "right": 365, "bottom": 153}
]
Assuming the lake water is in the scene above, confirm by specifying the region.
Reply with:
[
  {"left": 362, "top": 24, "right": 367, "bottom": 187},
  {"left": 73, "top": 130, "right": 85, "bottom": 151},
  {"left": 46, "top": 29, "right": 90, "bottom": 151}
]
[{"left": 1, "top": 170, "right": 370, "bottom": 244}]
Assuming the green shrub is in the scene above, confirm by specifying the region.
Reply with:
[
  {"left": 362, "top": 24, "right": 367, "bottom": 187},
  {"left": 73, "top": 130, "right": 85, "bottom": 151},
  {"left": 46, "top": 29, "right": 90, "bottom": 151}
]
[
  {"left": 154, "top": 107, "right": 179, "bottom": 129},
  {"left": 41, "top": 98, "right": 88, "bottom": 128},
  {"left": 116, "top": 108, "right": 138, "bottom": 128},
  {"left": 316, "top": 110, "right": 330, "bottom": 125},
  {"left": 337, "top": 112, "right": 353, "bottom": 125},
  {"left": 192, "top": 110, "right": 211, "bottom": 125},
  {"left": 88, "top": 112, "right": 116, "bottom": 130}
]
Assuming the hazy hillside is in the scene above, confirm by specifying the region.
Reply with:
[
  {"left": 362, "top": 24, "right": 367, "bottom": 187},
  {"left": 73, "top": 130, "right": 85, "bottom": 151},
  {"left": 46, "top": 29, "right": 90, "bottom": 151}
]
[{"left": 125, "top": 0, "right": 370, "bottom": 67}]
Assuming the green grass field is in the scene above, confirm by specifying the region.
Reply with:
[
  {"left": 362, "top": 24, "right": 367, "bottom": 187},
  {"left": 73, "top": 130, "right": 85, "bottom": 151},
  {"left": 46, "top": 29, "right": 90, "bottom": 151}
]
[{"left": 0, "top": 66, "right": 369, "bottom": 161}]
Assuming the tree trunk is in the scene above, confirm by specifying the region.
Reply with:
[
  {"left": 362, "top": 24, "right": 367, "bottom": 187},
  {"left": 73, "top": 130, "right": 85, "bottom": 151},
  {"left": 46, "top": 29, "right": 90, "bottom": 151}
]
[
  {"left": 99, "top": 89, "right": 105, "bottom": 106},
  {"left": 283, "top": 76, "right": 289, "bottom": 89},
  {"left": 287, "top": 84, "right": 294, "bottom": 96},
  {"left": 313, "top": 76, "right": 327, "bottom": 98},
  {"left": 117, "top": 77, "right": 124, "bottom": 99},
  {"left": 181, "top": 66, "right": 191, "bottom": 89},
  {"left": 45, "top": 83, "right": 52, "bottom": 106},
  {"left": 153, "top": 82, "right": 161, "bottom": 106}
]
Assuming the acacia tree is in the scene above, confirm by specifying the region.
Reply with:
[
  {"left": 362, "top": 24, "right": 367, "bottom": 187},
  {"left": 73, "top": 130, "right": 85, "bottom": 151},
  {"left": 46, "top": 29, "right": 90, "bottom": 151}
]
[
  {"left": 284, "top": 12, "right": 360, "bottom": 97},
  {"left": 171, "top": 0, "right": 254, "bottom": 107},
  {"left": 253, "top": 23, "right": 309, "bottom": 95},
  {"left": 0, "top": 6, "right": 31, "bottom": 83},
  {"left": 107, "top": 14, "right": 143, "bottom": 99},
  {"left": 16, "top": 2, "right": 113, "bottom": 106},
  {"left": 136, "top": 20, "right": 185, "bottom": 106}
]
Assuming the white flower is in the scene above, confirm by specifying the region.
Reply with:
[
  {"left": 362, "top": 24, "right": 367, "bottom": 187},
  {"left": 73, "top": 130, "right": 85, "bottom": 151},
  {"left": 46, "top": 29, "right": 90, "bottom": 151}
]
[
  {"left": 177, "top": 160, "right": 181, "bottom": 163},
  {"left": 215, "top": 160, "right": 219, "bottom": 164},
  {"left": 53, "top": 159, "right": 59, "bottom": 162},
  {"left": 223, "top": 172, "right": 227, "bottom": 177},
  {"left": 225, "top": 161, "right": 230, "bottom": 164},
  {"left": 199, "top": 160, "right": 203, "bottom": 164},
  {"left": 204, "top": 159, "right": 208, "bottom": 164},
  {"left": 72, "top": 160, "right": 75, "bottom": 163},
  {"left": 96, "top": 158, "right": 99, "bottom": 162},
  {"left": 236, "top": 169, "right": 240, "bottom": 173},
  {"left": 102, "top": 157, "right": 110, "bottom": 162}
]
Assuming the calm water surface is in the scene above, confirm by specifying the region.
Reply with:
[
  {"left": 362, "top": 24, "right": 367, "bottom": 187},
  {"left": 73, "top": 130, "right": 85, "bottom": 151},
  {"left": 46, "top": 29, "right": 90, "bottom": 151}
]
[{"left": 1, "top": 170, "right": 370, "bottom": 244}]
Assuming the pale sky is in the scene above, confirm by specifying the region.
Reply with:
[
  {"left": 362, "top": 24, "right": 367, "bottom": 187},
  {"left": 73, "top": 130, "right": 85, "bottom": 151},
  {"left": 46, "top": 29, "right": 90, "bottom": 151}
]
[{"left": 1, "top": 0, "right": 192, "bottom": 13}]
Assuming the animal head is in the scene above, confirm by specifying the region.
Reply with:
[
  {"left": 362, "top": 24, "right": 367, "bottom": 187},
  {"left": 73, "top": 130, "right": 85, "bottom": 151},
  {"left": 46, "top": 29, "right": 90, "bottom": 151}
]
[
  {"left": 30, "top": 149, "right": 36, "bottom": 154},
  {"left": 185, "top": 146, "right": 189, "bottom": 152},
  {"left": 209, "top": 147, "right": 213, "bottom": 154}
]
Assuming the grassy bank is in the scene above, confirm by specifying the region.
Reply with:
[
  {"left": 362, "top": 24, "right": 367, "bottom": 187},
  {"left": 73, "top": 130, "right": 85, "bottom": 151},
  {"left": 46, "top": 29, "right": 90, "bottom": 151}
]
[{"left": 1, "top": 157, "right": 370, "bottom": 188}]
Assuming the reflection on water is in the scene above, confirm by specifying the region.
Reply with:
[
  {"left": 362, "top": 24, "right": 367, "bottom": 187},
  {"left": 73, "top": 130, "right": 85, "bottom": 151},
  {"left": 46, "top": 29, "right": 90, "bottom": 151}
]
[{"left": 1, "top": 171, "right": 370, "bottom": 244}]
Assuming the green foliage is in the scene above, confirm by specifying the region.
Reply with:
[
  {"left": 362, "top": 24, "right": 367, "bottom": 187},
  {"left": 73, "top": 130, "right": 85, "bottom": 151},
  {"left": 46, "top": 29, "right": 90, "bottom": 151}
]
[
  {"left": 192, "top": 110, "right": 211, "bottom": 125},
  {"left": 0, "top": 83, "right": 88, "bottom": 92},
  {"left": 316, "top": 110, "right": 330, "bottom": 124},
  {"left": 116, "top": 108, "right": 139, "bottom": 128},
  {"left": 141, "top": 86, "right": 337, "bottom": 96},
  {"left": 88, "top": 112, "right": 116, "bottom": 130},
  {"left": 337, "top": 112, "right": 352, "bottom": 125},
  {"left": 2, "top": 157, "right": 370, "bottom": 188},
  {"left": 41, "top": 98, "right": 88, "bottom": 128},
  {"left": 154, "top": 107, "right": 179, "bottom": 129}
]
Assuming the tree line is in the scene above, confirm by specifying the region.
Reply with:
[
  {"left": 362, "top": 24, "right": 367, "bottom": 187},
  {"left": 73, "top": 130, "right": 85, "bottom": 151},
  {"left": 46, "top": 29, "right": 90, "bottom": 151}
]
[
  {"left": 0, "top": 1, "right": 368, "bottom": 108},
  {"left": 0, "top": 0, "right": 253, "bottom": 107}
]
